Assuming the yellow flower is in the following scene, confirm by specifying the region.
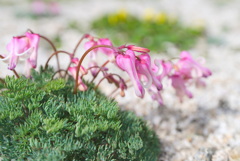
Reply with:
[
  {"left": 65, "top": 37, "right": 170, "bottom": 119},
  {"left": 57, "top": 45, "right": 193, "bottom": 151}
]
[
  {"left": 155, "top": 13, "right": 167, "bottom": 24},
  {"left": 108, "top": 14, "right": 118, "bottom": 25},
  {"left": 117, "top": 9, "right": 127, "bottom": 21},
  {"left": 143, "top": 9, "right": 155, "bottom": 22}
]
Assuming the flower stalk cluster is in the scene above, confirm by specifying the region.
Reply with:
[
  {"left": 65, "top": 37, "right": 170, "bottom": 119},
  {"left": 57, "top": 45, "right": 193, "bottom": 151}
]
[{"left": 0, "top": 30, "right": 211, "bottom": 105}]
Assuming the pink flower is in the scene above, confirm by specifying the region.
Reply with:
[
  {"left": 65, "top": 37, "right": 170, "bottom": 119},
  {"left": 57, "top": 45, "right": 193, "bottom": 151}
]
[
  {"left": 148, "top": 85, "right": 164, "bottom": 105},
  {"left": 49, "top": 2, "right": 60, "bottom": 15},
  {"left": 175, "top": 51, "right": 212, "bottom": 79},
  {"left": 25, "top": 32, "right": 40, "bottom": 68},
  {"left": 136, "top": 53, "right": 162, "bottom": 90},
  {"left": 84, "top": 39, "right": 98, "bottom": 59},
  {"left": 97, "top": 38, "right": 116, "bottom": 61},
  {"left": 4, "top": 36, "right": 29, "bottom": 70},
  {"left": 88, "top": 61, "right": 99, "bottom": 77},
  {"left": 31, "top": 0, "right": 47, "bottom": 15},
  {"left": 0, "top": 32, "right": 40, "bottom": 71},
  {"left": 170, "top": 75, "right": 193, "bottom": 102},
  {"left": 116, "top": 50, "right": 145, "bottom": 98},
  {"left": 116, "top": 45, "right": 165, "bottom": 101},
  {"left": 71, "top": 58, "right": 88, "bottom": 75},
  {"left": 84, "top": 36, "right": 116, "bottom": 62},
  {"left": 126, "top": 45, "right": 150, "bottom": 53},
  {"left": 134, "top": 54, "right": 168, "bottom": 105},
  {"left": 153, "top": 60, "right": 172, "bottom": 80},
  {"left": 170, "top": 51, "right": 211, "bottom": 100},
  {"left": 68, "top": 58, "right": 88, "bottom": 91}
]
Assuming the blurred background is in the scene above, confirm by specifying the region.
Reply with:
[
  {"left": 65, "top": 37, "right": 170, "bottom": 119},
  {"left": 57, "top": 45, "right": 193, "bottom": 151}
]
[{"left": 1, "top": 0, "right": 240, "bottom": 160}]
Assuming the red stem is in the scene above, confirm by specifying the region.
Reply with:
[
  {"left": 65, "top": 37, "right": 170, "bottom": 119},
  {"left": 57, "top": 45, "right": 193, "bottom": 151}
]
[
  {"left": 94, "top": 73, "right": 123, "bottom": 90},
  {"left": 12, "top": 70, "right": 20, "bottom": 78},
  {"left": 73, "top": 45, "right": 114, "bottom": 94},
  {"left": 90, "top": 60, "right": 109, "bottom": 83},
  {"left": 72, "top": 34, "right": 87, "bottom": 56},
  {"left": 39, "top": 34, "right": 62, "bottom": 75},
  {"left": 44, "top": 50, "right": 72, "bottom": 70},
  {"left": 52, "top": 69, "right": 69, "bottom": 80},
  {"left": 63, "top": 34, "right": 88, "bottom": 78}
]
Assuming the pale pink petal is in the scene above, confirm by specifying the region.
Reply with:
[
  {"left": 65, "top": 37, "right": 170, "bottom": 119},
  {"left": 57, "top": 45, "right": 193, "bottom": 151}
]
[
  {"left": 25, "top": 32, "right": 40, "bottom": 68},
  {"left": 148, "top": 85, "right": 164, "bottom": 105},
  {"left": 171, "top": 75, "right": 193, "bottom": 101},
  {"left": 32, "top": 0, "right": 47, "bottom": 15},
  {"left": 8, "top": 37, "right": 29, "bottom": 70},
  {"left": 152, "top": 60, "right": 172, "bottom": 80},
  {"left": 98, "top": 38, "right": 116, "bottom": 61},
  {"left": 88, "top": 61, "right": 99, "bottom": 77},
  {"left": 49, "top": 2, "right": 60, "bottom": 15},
  {"left": 127, "top": 45, "right": 150, "bottom": 53},
  {"left": 137, "top": 53, "right": 162, "bottom": 90},
  {"left": 116, "top": 50, "right": 145, "bottom": 98},
  {"left": 84, "top": 40, "right": 98, "bottom": 59}
]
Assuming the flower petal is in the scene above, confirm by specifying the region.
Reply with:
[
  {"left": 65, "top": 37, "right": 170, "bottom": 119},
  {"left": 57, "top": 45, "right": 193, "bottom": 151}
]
[{"left": 116, "top": 50, "right": 145, "bottom": 98}]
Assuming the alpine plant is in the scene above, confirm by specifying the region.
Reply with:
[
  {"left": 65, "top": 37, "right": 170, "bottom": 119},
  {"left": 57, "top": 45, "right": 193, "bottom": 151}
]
[{"left": 0, "top": 30, "right": 211, "bottom": 105}]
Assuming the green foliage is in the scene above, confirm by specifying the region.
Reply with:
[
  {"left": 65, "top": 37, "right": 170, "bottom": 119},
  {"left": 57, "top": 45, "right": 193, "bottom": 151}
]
[
  {"left": 91, "top": 10, "right": 204, "bottom": 52},
  {"left": 0, "top": 68, "right": 160, "bottom": 160}
]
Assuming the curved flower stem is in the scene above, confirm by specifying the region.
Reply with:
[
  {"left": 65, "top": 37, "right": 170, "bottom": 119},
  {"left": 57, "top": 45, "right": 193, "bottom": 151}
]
[
  {"left": 94, "top": 73, "right": 122, "bottom": 90},
  {"left": 40, "top": 35, "right": 57, "bottom": 52},
  {"left": 109, "top": 82, "right": 132, "bottom": 98},
  {"left": 28, "top": 29, "right": 57, "bottom": 53},
  {"left": 39, "top": 34, "right": 62, "bottom": 76},
  {"left": 73, "top": 45, "right": 114, "bottom": 94},
  {"left": 63, "top": 34, "right": 88, "bottom": 78},
  {"left": 52, "top": 69, "right": 69, "bottom": 80},
  {"left": 12, "top": 70, "right": 20, "bottom": 78},
  {"left": 0, "top": 55, "right": 19, "bottom": 78},
  {"left": 44, "top": 50, "right": 72, "bottom": 71},
  {"left": 108, "top": 87, "right": 119, "bottom": 98},
  {"left": 73, "top": 34, "right": 87, "bottom": 56},
  {"left": 28, "top": 30, "right": 61, "bottom": 73},
  {"left": 87, "top": 66, "right": 107, "bottom": 80},
  {"left": 90, "top": 60, "right": 110, "bottom": 83}
]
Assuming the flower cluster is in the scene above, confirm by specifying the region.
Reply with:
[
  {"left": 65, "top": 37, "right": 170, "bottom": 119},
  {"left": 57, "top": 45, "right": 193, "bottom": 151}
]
[
  {"left": 0, "top": 31, "right": 211, "bottom": 105},
  {"left": 0, "top": 31, "right": 40, "bottom": 77}
]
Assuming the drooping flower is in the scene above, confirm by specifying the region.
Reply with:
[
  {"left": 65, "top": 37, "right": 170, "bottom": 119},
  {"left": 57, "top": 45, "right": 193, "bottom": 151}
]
[
  {"left": 84, "top": 36, "right": 116, "bottom": 61},
  {"left": 97, "top": 38, "right": 116, "bottom": 62},
  {"left": 174, "top": 51, "right": 212, "bottom": 79},
  {"left": 116, "top": 45, "right": 166, "bottom": 101},
  {"left": 147, "top": 85, "right": 164, "bottom": 105},
  {"left": 136, "top": 53, "right": 162, "bottom": 90},
  {"left": 84, "top": 39, "right": 98, "bottom": 59},
  {"left": 153, "top": 59, "right": 172, "bottom": 80},
  {"left": 31, "top": 0, "right": 47, "bottom": 15},
  {"left": 68, "top": 58, "right": 88, "bottom": 91},
  {"left": 88, "top": 61, "right": 98, "bottom": 77},
  {"left": 0, "top": 32, "right": 40, "bottom": 71},
  {"left": 170, "top": 74, "right": 193, "bottom": 102},
  {"left": 4, "top": 36, "right": 30, "bottom": 70},
  {"left": 49, "top": 2, "right": 60, "bottom": 15},
  {"left": 170, "top": 51, "right": 211, "bottom": 100},
  {"left": 25, "top": 32, "right": 40, "bottom": 68},
  {"left": 116, "top": 50, "right": 145, "bottom": 98}
]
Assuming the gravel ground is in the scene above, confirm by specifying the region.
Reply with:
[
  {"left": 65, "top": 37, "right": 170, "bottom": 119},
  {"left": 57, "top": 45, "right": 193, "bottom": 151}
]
[{"left": 1, "top": 0, "right": 240, "bottom": 160}]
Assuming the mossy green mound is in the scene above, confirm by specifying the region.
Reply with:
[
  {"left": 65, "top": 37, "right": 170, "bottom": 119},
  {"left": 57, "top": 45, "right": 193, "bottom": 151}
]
[{"left": 0, "top": 68, "right": 160, "bottom": 161}]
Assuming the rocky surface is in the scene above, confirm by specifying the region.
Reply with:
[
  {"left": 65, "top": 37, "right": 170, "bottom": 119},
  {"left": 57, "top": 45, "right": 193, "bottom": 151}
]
[{"left": 1, "top": 0, "right": 240, "bottom": 160}]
